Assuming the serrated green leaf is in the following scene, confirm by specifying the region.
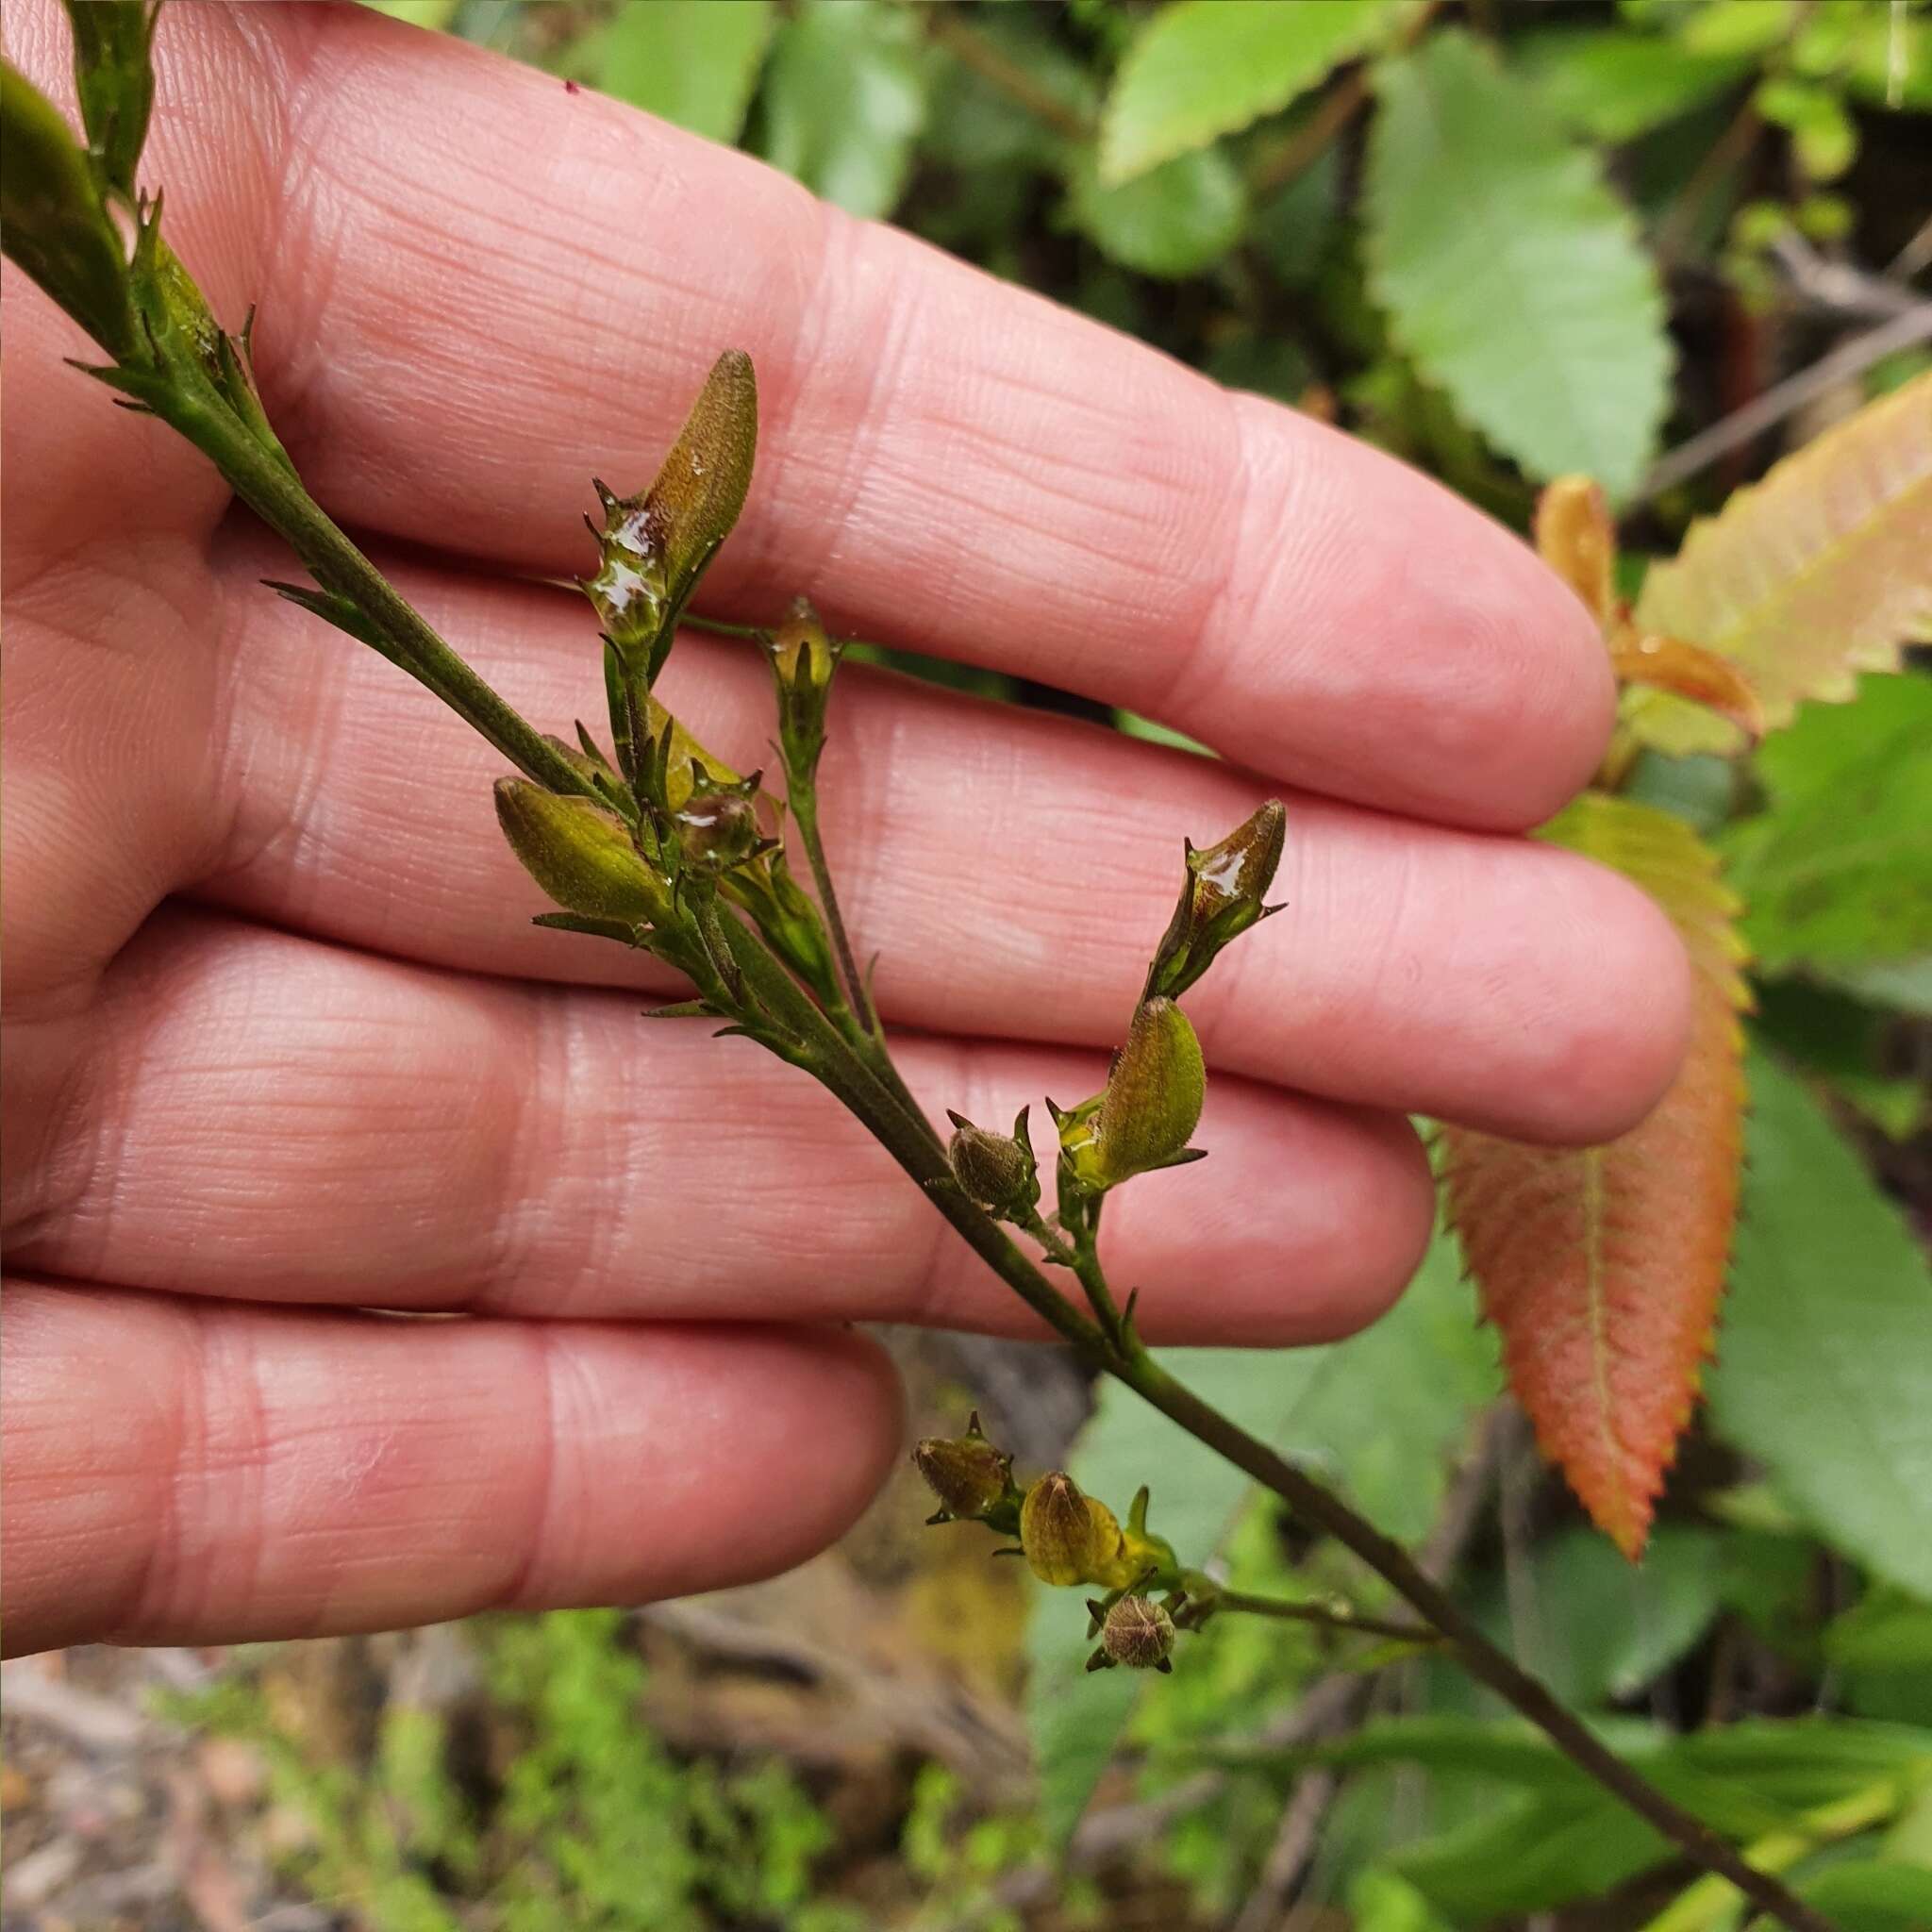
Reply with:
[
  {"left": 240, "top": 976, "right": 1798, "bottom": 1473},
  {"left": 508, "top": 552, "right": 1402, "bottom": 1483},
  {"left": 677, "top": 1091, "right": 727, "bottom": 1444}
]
[
  {"left": 1099, "top": 0, "right": 1403, "bottom": 184},
  {"left": 1725, "top": 675, "right": 1932, "bottom": 979},
  {"left": 1065, "top": 142, "right": 1246, "bottom": 278},
  {"left": 1364, "top": 28, "right": 1672, "bottom": 500},
  {"left": 1707, "top": 1051, "right": 1932, "bottom": 1597},
  {"left": 758, "top": 0, "right": 926, "bottom": 219},
  {"left": 1024, "top": 1228, "right": 1496, "bottom": 1851},
  {"left": 1516, "top": 26, "right": 1750, "bottom": 142},
  {"left": 568, "top": 0, "right": 774, "bottom": 146}
]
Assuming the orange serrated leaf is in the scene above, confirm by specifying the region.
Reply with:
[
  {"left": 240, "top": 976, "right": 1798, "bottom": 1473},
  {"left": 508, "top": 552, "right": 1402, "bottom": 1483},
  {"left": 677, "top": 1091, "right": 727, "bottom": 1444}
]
[
  {"left": 1607, "top": 632, "right": 1765, "bottom": 741},
  {"left": 1625, "top": 371, "right": 1932, "bottom": 757},
  {"left": 1443, "top": 793, "right": 1750, "bottom": 1557}
]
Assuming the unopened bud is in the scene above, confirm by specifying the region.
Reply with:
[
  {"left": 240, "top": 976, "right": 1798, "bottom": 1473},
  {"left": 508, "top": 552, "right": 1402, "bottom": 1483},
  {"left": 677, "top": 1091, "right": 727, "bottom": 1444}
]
[
  {"left": 1146, "top": 802, "right": 1286, "bottom": 1001},
  {"left": 583, "top": 351, "right": 758, "bottom": 683},
  {"left": 1102, "top": 1594, "right": 1175, "bottom": 1671},
  {"left": 494, "top": 779, "right": 668, "bottom": 926},
  {"left": 944, "top": 1108, "right": 1040, "bottom": 1219},
  {"left": 674, "top": 767, "right": 766, "bottom": 873},
  {"left": 1021, "top": 1474, "right": 1094, "bottom": 1586},
  {"left": 1060, "top": 999, "right": 1206, "bottom": 1191},
  {"left": 911, "top": 1413, "right": 1015, "bottom": 1523},
  {"left": 765, "top": 597, "right": 843, "bottom": 779}
]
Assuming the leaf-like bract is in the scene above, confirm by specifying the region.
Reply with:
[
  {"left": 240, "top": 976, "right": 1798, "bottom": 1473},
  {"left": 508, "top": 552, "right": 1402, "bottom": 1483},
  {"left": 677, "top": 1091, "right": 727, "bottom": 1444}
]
[
  {"left": 1444, "top": 793, "right": 1748, "bottom": 1557},
  {"left": 1626, "top": 372, "right": 1932, "bottom": 756},
  {"left": 1365, "top": 30, "right": 1673, "bottom": 501},
  {"left": 1099, "top": 0, "right": 1402, "bottom": 185}
]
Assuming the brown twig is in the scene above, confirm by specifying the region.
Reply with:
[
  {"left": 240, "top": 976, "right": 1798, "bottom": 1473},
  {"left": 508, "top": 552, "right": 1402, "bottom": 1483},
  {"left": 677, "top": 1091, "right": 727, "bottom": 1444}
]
[
  {"left": 1636, "top": 302, "right": 1932, "bottom": 502},
  {"left": 920, "top": 8, "right": 1092, "bottom": 143}
]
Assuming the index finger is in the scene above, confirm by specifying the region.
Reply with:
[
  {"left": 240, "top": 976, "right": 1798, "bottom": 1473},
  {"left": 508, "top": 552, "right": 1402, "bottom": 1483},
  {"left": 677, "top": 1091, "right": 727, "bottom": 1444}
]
[{"left": 146, "top": 2, "right": 1611, "bottom": 831}]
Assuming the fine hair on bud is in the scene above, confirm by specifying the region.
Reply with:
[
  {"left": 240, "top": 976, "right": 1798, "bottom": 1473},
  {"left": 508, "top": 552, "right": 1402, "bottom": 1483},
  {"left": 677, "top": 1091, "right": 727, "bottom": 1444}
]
[
  {"left": 493, "top": 779, "right": 668, "bottom": 926},
  {"left": 944, "top": 1108, "right": 1040, "bottom": 1219},
  {"left": 1090, "top": 997, "right": 1206, "bottom": 1188},
  {"left": 911, "top": 1417, "right": 1014, "bottom": 1522},
  {"left": 1102, "top": 1593, "right": 1176, "bottom": 1671},
  {"left": 1020, "top": 1473, "right": 1101, "bottom": 1587}
]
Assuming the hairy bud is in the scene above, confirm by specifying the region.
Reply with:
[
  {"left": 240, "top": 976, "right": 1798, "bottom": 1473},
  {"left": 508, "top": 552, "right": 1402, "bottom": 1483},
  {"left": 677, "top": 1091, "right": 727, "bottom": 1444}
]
[
  {"left": 583, "top": 350, "right": 758, "bottom": 688},
  {"left": 1146, "top": 801, "right": 1286, "bottom": 1002},
  {"left": 1058, "top": 998, "right": 1206, "bottom": 1191},
  {"left": 945, "top": 1108, "right": 1041, "bottom": 1220},
  {"left": 494, "top": 779, "right": 668, "bottom": 926},
  {"left": 911, "top": 1413, "right": 1015, "bottom": 1524},
  {"left": 1101, "top": 1594, "right": 1175, "bottom": 1671}
]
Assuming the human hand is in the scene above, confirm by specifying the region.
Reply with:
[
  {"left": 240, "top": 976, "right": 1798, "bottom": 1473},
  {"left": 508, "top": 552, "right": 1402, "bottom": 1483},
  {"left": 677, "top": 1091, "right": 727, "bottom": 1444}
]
[{"left": 0, "top": 1, "right": 1690, "bottom": 1657}]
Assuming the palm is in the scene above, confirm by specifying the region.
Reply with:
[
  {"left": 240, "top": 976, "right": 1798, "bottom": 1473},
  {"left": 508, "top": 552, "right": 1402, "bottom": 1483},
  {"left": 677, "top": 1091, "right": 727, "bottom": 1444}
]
[{"left": 0, "top": 0, "right": 1688, "bottom": 1657}]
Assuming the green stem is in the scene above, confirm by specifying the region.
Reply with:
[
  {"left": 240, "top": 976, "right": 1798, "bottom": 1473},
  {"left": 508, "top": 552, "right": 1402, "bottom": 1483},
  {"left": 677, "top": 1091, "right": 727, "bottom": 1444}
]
[
  {"left": 1209, "top": 1590, "right": 1441, "bottom": 1648},
  {"left": 791, "top": 785, "right": 875, "bottom": 1034},
  {"left": 145, "top": 380, "right": 596, "bottom": 803}
]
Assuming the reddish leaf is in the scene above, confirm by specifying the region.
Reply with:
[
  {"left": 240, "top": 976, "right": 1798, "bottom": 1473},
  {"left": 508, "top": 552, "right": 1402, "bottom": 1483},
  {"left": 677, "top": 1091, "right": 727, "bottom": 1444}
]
[{"left": 1443, "top": 793, "right": 1749, "bottom": 1557}]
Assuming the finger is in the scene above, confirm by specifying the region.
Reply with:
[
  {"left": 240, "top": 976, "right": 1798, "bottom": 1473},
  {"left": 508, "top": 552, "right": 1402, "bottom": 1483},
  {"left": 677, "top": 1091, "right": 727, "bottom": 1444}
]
[
  {"left": 114, "top": 0, "right": 1606, "bottom": 830},
  {"left": 16, "top": 910, "right": 1435, "bottom": 1348},
  {"left": 0, "top": 1279, "right": 900, "bottom": 1655},
  {"left": 203, "top": 533, "right": 1692, "bottom": 1144}
]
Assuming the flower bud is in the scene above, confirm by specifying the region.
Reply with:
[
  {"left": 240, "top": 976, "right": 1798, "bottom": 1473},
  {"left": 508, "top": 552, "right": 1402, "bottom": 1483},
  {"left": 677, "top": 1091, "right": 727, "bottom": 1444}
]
[
  {"left": 1059, "top": 999, "right": 1206, "bottom": 1191},
  {"left": 583, "top": 351, "right": 758, "bottom": 685},
  {"left": 494, "top": 779, "right": 669, "bottom": 926},
  {"left": 1020, "top": 1473, "right": 1126, "bottom": 1588},
  {"left": 944, "top": 1107, "right": 1040, "bottom": 1220},
  {"left": 911, "top": 1413, "right": 1015, "bottom": 1524},
  {"left": 766, "top": 596, "right": 843, "bottom": 779},
  {"left": 674, "top": 767, "right": 765, "bottom": 873},
  {"left": 1146, "top": 802, "right": 1286, "bottom": 1002},
  {"left": 1102, "top": 1594, "right": 1175, "bottom": 1671}
]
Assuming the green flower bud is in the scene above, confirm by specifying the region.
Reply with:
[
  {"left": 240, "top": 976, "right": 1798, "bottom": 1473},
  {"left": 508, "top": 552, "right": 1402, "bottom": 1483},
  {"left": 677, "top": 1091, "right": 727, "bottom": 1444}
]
[
  {"left": 944, "top": 1107, "right": 1040, "bottom": 1220},
  {"left": 583, "top": 351, "right": 758, "bottom": 686},
  {"left": 1146, "top": 801, "right": 1286, "bottom": 1002},
  {"left": 1058, "top": 999, "right": 1206, "bottom": 1191},
  {"left": 494, "top": 779, "right": 669, "bottom": 926},
  {"left": 1102, "top": 1594, "right": 1176, "bottom": 1671},
  {"left": 674, "top": 767, "right": 765, "bottom": 874},
  {"left": 765, "top": 596, "right": 843, "bottom": 779},
  {"left": 1020, "top": 1474, "right": 1124, "bottom": 1588},
  {"left": 911, "top": 1413, "right": 1015, "bottom": 1523}
]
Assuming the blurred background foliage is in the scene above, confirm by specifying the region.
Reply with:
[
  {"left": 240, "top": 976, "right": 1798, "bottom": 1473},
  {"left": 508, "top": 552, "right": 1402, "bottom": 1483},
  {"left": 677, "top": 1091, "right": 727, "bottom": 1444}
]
[{"left": 6, "top": 2, "right": 1929, "bottom": 1928}]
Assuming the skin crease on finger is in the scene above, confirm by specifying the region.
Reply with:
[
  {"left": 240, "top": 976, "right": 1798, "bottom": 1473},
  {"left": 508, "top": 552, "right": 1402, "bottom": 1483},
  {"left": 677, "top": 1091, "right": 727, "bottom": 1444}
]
[
  {"left": 0, "top": 1283, "right": 907, "bottom": 1656},
  {"left": 7, "top": 0, "right": 1622, "bottom": 835}
]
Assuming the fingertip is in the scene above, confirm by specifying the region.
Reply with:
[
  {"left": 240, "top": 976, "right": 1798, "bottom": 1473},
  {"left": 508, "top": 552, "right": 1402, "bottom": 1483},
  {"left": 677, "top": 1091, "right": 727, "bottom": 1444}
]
[{"left": 1501, "top": 857, "right": 1697, "bottom": 1146}]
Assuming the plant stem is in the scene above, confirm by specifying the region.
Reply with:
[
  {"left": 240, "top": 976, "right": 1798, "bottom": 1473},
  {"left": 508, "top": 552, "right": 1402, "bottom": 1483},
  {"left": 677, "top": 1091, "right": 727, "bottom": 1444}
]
[
  {"left": 724, "top": 932, "right": 1833, "bottom": 1931},
  {"left": 1115, "top": 1351, "right": 1835, "bottom": 1932},
  {"left": 790, "top": 785, "right": 874, "bottom": 1033},
  {"left": 143, "top": 380, "right": 596, "bottom": 804},
  {"left": 918, "top": 6, "right": 1093, "bottom": 143},
  {"left": 1209, "top": 1591, "right": 1440, "bottom": 1647}
]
